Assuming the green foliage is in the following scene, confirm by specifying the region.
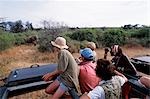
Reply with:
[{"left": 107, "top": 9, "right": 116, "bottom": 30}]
[
  {"left": 0, "top": 29, "right": 40, "bottom": 51},
  {"left": 37, "top": 27, "right": 68, "bottom": 52},
  {"left": 140, "top": 38, "right": 150, "bottom": 47},
  {"left": 0, "top": 33, "right": 15, "bottom": 51},
  {"left": 67, "top": 40, "right": 88, "bottom": 53},
  {"left": 13, "top": 30, "right": 39, "bottom": 45},
  {"left": 0, "top": 26, "right": 149, "bottom": 52},
  {"left": 100, "top": 29, "right": 126, "bottom": 47},
  {"left": 13, "top": 33, "right": 26, "bottom": 45},
  {"left": 38, "top": 40, "right": 52, "bottom": 52},
  {"left": 38, "top": 30, "right": 54, "bottom": 52},
  {"left": 65, "top": 29, "right": 100, "bottom": 52},
  {"left": 131, "top": 27, "right": 150, "bottom": 38},
  {"left": 95, "top": 31, "right": 104, "bottom": 48},
  {"left": 130, "top": 27, "right": 150, "bottom": 47},
  {"left": 68, "top": 29, "right": 96, "bottom": 42}
]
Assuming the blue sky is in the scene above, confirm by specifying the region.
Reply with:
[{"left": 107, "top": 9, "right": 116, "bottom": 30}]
[{"left": 0, "top": 0, "right": 149, "bottom": 27}]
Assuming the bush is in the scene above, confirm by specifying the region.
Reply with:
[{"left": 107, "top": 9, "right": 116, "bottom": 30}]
[
  {"left": 67, "top": 40, "right": 88, "bottom": 53},
  {"left": 140, "top": 38, "right": 150, "bottom": 47},
  {"left": 67, "top": 29, "right": 96, "bottom": 42},
  {"left": 13, "top": 33, "right": 26, "bottom": 45},
  {"left": 0, "top": 29, "right": 40, "bottom": 51},
  {"left": 37, "top": 28, "right": 70, "bottom": 52},
  {"left": 95, "top": 31, "right": 104, "bottom": 48},
  {"left": 130, "top": 27, "right": 150, "bottom": 47},
  {"left": 100, "top": 29, "right": 126, "bottom": 47},
  {"left": 131, "top": 27, "right": 150, "bottom": 38},
  {"left": 0, "top": 33, "right": 15, "bottom": 51},
  {"left": 13, "top": 31, "right": 39, "bottom": 45},
  {"left": 38, "top": 30, "right": 54, "bottom": 52},
  {"left": 66, "top": 28, "right": 128, "bottom": 49}
]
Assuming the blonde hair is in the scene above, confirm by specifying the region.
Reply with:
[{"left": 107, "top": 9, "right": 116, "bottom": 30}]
[{"left": 87, "top": 42, "right": 96, "bottom": 50}]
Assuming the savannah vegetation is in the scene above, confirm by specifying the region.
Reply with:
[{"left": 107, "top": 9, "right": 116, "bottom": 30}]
[{"left": 0, "top": 20, "right": 150, "bottom": 52}]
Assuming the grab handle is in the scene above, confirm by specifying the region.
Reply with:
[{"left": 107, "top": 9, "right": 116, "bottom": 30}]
[{"left": 30, "top": 64, "right": 40, "bottom": 68}]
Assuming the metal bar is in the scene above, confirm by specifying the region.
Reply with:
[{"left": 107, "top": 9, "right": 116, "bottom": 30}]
[{"left": 8, "top": 81, "right": 53, "bottom": 91}]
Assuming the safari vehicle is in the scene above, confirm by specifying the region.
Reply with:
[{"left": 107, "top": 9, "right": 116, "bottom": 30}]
[
  {"left": 0, "top": 64, "right": 57, "bottom": 99},
  {"left": 0, "top": 64, "right": 78, "bottom": 99},
  {"left": 124, "top": 55, "right": 150, "bottom": 98},
  {"left": 131, "top": 55, "right": 150, "bottom": 75},
  {"left": 0, "top": 55, "right": 150, "bottom": 99}
]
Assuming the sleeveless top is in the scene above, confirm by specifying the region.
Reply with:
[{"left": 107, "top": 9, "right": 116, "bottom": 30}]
[{"left": 101, "top": 78, "right": 121, "bottom": 99}]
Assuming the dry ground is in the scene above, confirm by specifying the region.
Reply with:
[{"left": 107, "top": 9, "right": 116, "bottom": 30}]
[{"left": 0, "top": 45, "right": 150, "bottom": 99}]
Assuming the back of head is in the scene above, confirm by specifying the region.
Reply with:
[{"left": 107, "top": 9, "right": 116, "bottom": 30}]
[
  {"left": 95, "top": 59, "right": 115, "bottom": 80},
  {"left": 87, "top": 42, "right": 96, "bottom": 50},
  {"left": 80, "top": 48, "right": 94, "bottom": 61},
  {"left": 110, "top": 45, "right": 122, "bottom": 56},
  {"left": 98, "top": 59, "right": 122, "bottom": 99}
]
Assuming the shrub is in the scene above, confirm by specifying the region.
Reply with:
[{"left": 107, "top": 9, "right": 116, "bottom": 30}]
[
  {"left": 95, "top": 32, "right": 104, "bottom": 48},
  {"left": 13, "top": 30, "right": 39, "bottom": 45},
  {"left": 139, "top": 38, "right": 150, "bottom": 47},
  {"left": 100, "top": 29, "right": 126, "bottom": 47},
  {"left": 130, "top": 27, "right": 150, "bottom": 47},
  {"left": 0, "top": 33, "right": 15, "bottom": 51},
  {"left": 13, "top": 33, "right": 26, "bottom": 45},
  {"left": 131, "top": 27, "right": 150, "bottom": 38},
  {"left": 64, "top": 36, "right": 88, "bottom": 53},
  {"left": 38, "top": 30, "right": 54, "bottom": 52},
  {"left": 67, "top": 29, "right": 96, "bottom": 42}
]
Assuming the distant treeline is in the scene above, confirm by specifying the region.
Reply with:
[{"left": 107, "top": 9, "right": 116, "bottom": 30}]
[{"left": 0, "top": 21, "right": 150, "bottom": 52}]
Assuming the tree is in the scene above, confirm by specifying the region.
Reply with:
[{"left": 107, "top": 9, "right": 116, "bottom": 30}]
[
  {"left": 38, "top": 20, "right": 68, "bottom": 52},
  {"left": 122, "top": 24, "right": 132, "bottom": 29},
  {"left": 11, "top": 20, "right": 24, "bottom": 33},
  {"left": 25, "top": 21, "right": 33, "bottom": 30},
  {"left": 41, "top": 20, "right": 68, "bottom": 39}
]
